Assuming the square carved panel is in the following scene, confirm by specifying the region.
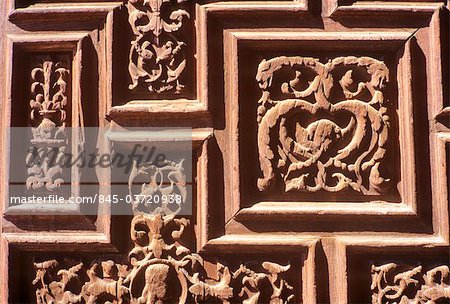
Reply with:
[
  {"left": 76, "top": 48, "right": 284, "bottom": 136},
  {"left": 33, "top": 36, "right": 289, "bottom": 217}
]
[{"left": 198, "top": 3, "right": 448, "bottom": 239}]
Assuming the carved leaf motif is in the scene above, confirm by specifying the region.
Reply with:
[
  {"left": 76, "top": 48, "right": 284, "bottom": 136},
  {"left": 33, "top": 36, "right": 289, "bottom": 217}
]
[
  {"left": 126, "top": 0, "right": 189, "bottom": 93},
  {"left": 128, "top": 158, "right": 187, "bottom": 215},
  {"left": 27, "top": 57, "right": 70, "bottom": 192},
  {"left": 256, "top": 56, "right": 391, "bottom": 194},
  {"left": 30, "top": 59, "right": 69, "bottom": 125}
]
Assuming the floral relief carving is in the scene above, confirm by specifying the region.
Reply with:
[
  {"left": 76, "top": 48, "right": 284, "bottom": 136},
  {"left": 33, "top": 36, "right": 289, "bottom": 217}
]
[
  {"left": 128, "top": 158, "right": 187, "bottom": 215},
  {"left": 32, "top": 215, "right": 294, "bottom": 303},
  {"left": 33, "top": 159, "right": 295, "bottom": 303},
  {"left": 371, "top": 263, "right": 450, "bottom": 304},
  {"left": 26, "top": 57, "right": 70, "bottom": 192},
  {"left": 256, "top": 56, "right": 391, "bottom": 194},
  {"left": 126, "top": 0, "right": 190, "bottom": 93}
]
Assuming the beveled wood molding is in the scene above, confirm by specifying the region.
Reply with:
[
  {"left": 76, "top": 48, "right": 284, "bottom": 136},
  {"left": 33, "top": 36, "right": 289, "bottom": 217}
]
[
  {"left": 323, "top": 0, "right": 445, "bottom": 18},
  {"left": 8, "top": 2, "right": 123, "bottom": 21},
  {"left": 1, "top": 4, "right": 118, "bottom": 250}
]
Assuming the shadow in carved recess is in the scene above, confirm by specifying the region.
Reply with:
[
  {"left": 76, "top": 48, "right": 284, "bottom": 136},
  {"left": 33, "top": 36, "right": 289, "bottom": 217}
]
[
  {"left": 232, "top": 214, "right": 433, "bottom": 234},
  {"left": 204, "top": 137, "right": 226, "bottom": 239},
  {"left": 314, "top": 241, "right": 331, "bottom": 304},
  {"left": 331, "top": 13, "right": 432, "bottom": 29},
  {"left": 409, "top": 37, "right": 433, "bottom": 231}
]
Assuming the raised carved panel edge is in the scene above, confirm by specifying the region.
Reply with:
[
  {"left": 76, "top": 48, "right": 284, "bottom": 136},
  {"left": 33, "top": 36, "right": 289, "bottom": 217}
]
[{"left": 323, "top": 0, "right": 443, "bottom": 18}]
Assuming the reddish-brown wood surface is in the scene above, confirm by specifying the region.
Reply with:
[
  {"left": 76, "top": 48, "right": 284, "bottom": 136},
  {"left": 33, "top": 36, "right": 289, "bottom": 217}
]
[{"left": 0, "top": 0, "right": 449, "bottom": 303}]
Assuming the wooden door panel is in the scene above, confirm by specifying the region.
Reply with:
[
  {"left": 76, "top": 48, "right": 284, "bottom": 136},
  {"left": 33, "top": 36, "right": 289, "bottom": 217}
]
[{"left": 0, "top": 0, "right": 448, "bottom": 303}]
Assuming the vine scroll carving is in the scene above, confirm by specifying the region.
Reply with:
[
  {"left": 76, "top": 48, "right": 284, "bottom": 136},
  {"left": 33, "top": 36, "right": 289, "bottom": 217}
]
[
  {"left": 126, "top": 0, "right": 190, "bottom": 93},
  {"left": 256, "top": 56, "right": 391, "bottom": 194}
]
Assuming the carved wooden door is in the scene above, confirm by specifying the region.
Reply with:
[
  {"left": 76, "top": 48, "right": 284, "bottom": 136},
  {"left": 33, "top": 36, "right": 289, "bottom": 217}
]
[{"left": 1, "top": 0, "right": 449, "bottom": 303}]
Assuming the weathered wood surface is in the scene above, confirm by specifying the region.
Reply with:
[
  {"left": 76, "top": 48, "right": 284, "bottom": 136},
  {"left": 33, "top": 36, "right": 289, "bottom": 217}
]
[{"left": 0, "top": 0, "right": 448, "bottom": 303}]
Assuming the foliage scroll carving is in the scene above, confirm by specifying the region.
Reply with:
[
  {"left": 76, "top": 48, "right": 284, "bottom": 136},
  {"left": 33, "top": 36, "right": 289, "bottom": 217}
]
[
  {"left": 126, "top": 0, "right": 190, "bottom": 93},
  {"left": 33, "top": 159, "right": 295, "bottom": 303},
  {"left": 256, "top": 56, "right": 392, "bottom": 194}
]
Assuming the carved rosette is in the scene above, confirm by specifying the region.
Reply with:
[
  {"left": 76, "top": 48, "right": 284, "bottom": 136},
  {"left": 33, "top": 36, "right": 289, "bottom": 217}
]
[
  {"left": 256, "top": 56, "right": 391, "bottom": 194},
  {"left": 26, "top": 57, "right": 70, "bottom": 192},
  {"left": 126, "top": 0, "right": 189, "bottom": 93},
  {"left": 33, "top": 159, "right": 295, "bottom": 303},
  {"left": 371, "top": 263, "right": 450, "bottom": 303}
]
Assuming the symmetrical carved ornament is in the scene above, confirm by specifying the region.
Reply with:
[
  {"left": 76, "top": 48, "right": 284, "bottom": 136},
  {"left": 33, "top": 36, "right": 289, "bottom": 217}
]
[
  {"left": 33, "top": 159, "right": 295, "bottom": 303},
  {"left": 371, "top": 263, "right": 450, "bottom": 304},
  {"left": 26, "top": 57, "right": 70, "bottom": 192},
  {"left": 256, "top": 56, "right": 391, "bottom": 194},
  {"left": 126, "top": 0, "right": 190, "bottom": 93}
]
